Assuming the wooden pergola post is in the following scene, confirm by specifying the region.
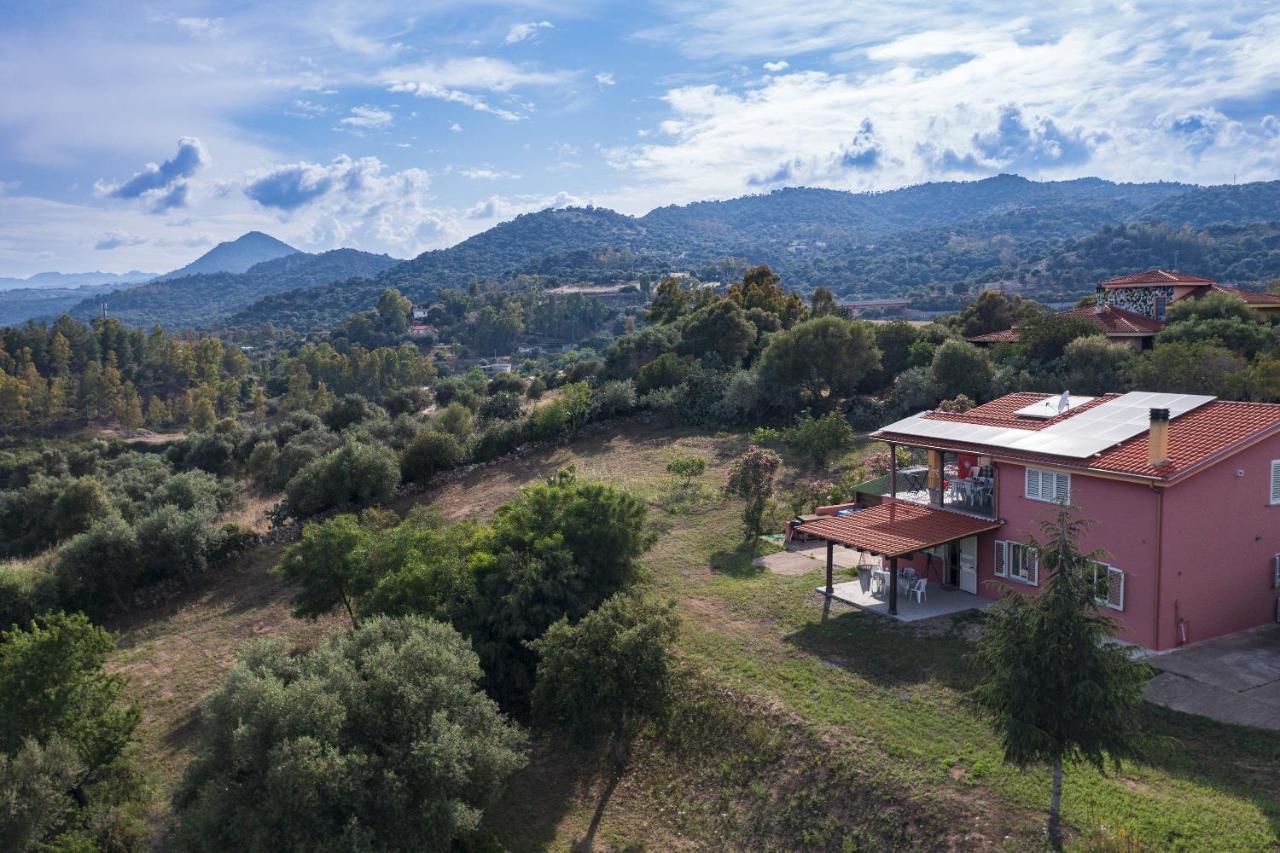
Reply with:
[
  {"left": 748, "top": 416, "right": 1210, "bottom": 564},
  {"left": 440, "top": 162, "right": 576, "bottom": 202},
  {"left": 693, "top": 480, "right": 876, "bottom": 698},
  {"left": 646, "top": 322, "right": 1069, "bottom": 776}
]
[
  {"left": 825, "top": 539, "right": 834, "bottom": 595},
  {"left": 888, "top": 555, "right": 899, "bottom": 616}
]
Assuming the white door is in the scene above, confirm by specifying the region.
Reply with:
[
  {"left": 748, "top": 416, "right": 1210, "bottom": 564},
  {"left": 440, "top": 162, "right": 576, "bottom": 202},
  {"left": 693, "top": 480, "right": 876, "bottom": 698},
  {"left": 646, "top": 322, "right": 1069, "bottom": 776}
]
[{"left": 958, "top": 536, "right": 978, "bottom": 594}]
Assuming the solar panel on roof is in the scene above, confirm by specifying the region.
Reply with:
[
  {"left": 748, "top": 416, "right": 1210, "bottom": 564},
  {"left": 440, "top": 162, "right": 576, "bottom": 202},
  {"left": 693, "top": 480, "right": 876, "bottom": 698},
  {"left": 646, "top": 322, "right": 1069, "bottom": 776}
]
[
  {"left": 1012, "top": 394, "right": 1095, "bottom": 419},
  {"left": 880, "top": 392, "right": 1215, "bottom": 459}
]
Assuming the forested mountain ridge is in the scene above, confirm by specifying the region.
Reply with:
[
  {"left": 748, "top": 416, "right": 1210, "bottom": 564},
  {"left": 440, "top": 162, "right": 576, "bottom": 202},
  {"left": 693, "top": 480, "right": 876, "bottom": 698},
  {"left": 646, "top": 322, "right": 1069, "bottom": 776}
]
[
  {"left": 225, "top": 175, "right": 1280, "bottom": 332},
  {"left": 64, "top": 248, "right": 399, "bottom": 329}
]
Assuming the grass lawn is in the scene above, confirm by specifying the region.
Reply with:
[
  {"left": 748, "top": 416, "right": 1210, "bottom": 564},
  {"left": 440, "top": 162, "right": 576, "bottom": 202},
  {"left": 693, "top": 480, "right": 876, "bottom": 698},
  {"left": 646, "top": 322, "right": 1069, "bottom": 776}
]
[{"left": 109, "top": 420, "right": 1280, "bottom": 850}]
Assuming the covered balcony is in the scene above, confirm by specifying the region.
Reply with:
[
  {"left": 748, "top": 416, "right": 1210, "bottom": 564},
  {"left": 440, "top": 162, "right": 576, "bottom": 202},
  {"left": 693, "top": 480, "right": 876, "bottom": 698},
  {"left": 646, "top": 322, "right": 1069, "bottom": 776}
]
[{"left": 854, "top": 446, "right": 997, "bottom": 518}]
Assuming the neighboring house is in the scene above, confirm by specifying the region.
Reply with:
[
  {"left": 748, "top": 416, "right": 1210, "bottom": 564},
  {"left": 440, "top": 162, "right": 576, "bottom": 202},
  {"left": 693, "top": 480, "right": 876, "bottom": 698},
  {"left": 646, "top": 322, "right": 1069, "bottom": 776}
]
[
  {"left": 798, "top": 390, "right": 1280, "bottom": 650},
  {"left": 968, "top": 268, "right": 1280, "bottom": 348},
  {"left": 968, "top": 299, "right": 1164, "bottom": 350},
  {"left": 407, "top": 323, "right": 435, "bottom": 339}
]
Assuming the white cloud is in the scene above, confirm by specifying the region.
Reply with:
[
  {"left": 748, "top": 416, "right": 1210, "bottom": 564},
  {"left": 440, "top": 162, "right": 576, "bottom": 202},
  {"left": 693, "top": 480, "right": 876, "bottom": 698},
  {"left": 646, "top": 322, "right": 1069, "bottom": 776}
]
[
  {"left": 763, "top": 60, "right": 788, "bottom": 72},
  {"left": 595, "top": 71, "right": 616, "bottom": 85},
  {"left": 504, "top": 21, "right": 553, "bottom": 45},
  {"left": 339, "top": 105, "right": 395, "bottom": 130},
  {"left": 466, "top": 190, "right": 588, "bottom": 221},
  {"left": 174, "top": 17, "right": 224, "bottom": 39},
  {"left": 94, "top": 231, "right": 148, "bottom": 250},
  {"left": 612, "top": 10, "right": 1280, "bottom": 202},
  {"left": 449, "top": 122, "right": 463, "bottom": 133},
  {"left": 381, "top": 57, "right": 571, "bottom": 121},
  {"left": 456, "top": 167, "right": 522, "bottom": 180}
]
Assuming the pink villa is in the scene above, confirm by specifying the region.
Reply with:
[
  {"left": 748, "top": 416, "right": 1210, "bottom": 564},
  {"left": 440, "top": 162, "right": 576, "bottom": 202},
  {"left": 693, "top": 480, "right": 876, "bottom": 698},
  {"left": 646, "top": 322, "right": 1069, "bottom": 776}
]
[{"left": 796, "top": 391, "right": 1280, "bottom": 651}]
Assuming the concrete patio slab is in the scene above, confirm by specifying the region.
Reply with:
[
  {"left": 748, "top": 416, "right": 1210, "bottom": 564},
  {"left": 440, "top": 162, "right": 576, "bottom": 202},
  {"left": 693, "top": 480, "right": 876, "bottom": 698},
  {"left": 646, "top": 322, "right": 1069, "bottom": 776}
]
[
  {"left": 755, "top": 542, "right": 869, "bottom": 576},
  {"left": 815, "top": 580, "right": 990, "bottom": 623},
  {"left": 1145, "top": 624, "right": 1280, "bottom": 731}
]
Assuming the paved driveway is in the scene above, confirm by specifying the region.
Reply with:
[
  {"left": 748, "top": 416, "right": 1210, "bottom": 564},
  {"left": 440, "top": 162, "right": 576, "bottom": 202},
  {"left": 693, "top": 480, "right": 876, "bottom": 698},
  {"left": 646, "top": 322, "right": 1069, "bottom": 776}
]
[{"left": 1145, "top": 624, "right": 1280, "bottom": 731}]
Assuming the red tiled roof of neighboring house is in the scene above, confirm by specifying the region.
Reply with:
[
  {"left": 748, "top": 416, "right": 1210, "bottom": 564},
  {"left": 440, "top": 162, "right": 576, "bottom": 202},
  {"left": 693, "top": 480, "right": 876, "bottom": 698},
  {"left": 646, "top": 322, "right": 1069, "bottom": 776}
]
[
  {"left": 1101, "top": 269, "right": 1217, "bottom": 288},
  {"left": 965, "top": 305, "right": 1163, "bottom": 345},
  {"left": 796, "top": 502, "right": 1003, "bottom": 557},
  {"left": 1213, "top": 285, "right": 1280, "bottom": 306},
  {"left": 1058, "top": 304, "right": 1164, "bottom": 334},
  {"left": 875, "top": 393, "right": 1280, "bottom": 483},
  {"left": 966, "top": 328, "right": 1020, "bottom": 344}
]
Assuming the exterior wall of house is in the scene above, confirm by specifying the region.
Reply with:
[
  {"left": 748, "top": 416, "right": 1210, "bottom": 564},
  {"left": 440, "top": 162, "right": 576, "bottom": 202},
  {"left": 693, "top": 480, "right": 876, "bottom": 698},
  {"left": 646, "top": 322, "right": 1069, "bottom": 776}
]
[
  {"left": 1158, "top": 436, "right": 1280, "bottom": 648},
  {"left": 1106, "top": 285, "right": 1174, "bottom": 319},
  {"left": 977, "top": 461, "right": 1162, "bottom": 647}
]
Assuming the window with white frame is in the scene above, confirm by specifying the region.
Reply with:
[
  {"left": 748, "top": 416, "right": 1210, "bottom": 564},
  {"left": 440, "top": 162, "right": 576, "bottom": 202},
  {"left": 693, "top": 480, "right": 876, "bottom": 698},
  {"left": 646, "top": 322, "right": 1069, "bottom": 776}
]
[
  {"left": 994, "top": 540, "right": 1039, "bottom": 586},
  {"left": 1270, "top": 460, "right": 1280, "bottom": 506},
  {"left": 1090, "top": 562, "right": 1125, "bottom": 611},
  {"left": 1025, "top": 467, "right": 1070, "bottom": 504}
]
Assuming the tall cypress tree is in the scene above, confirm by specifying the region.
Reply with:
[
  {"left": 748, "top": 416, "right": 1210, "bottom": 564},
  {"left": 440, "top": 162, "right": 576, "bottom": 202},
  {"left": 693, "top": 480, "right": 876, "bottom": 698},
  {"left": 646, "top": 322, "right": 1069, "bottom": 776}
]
[{"left": 972, "top": 507, "right": 1152, "bottom": 849}]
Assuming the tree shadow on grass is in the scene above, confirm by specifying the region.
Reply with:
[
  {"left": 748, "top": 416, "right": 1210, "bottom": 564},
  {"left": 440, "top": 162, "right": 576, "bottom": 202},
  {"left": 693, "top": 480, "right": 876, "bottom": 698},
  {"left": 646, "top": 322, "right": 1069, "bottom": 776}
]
[
  {"left": 482, "top": 734, "right": 611, "bottom": 853},
  {"left": 709, "top": 540, "right": 768, "bottom": 578},
  {"left": 783, "top": 602, "right": 980, "bottom": 691}
]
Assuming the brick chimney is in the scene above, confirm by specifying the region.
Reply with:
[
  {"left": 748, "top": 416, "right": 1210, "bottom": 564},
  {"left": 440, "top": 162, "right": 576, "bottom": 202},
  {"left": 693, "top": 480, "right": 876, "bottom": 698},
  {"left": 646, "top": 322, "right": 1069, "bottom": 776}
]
[
  {"left": 1095, "top": 284, "right": 1106, "bottom": 315},
  {"left": 1148, "top": 408, "right": 1170, "bottom": 466}
]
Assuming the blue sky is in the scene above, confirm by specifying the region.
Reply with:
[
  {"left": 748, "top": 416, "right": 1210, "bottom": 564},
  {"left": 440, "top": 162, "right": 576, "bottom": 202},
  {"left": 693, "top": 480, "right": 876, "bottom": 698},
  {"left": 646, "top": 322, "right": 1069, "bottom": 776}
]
[{"left": 1, "top": 1, "right": 1278, "bottom": 276}]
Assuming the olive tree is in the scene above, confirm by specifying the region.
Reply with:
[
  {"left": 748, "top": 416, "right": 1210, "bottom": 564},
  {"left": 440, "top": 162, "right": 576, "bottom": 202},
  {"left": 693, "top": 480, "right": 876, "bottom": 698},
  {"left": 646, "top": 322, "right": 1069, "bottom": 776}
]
[
  {"left": 530, "top": 593, "right": 678, "bottom": 766},
  {"left": 175, "top": 616, "right": 528, "bottom": 852},
  {"left": 756, "top": 316, "right": 881, "bottom": 412}
]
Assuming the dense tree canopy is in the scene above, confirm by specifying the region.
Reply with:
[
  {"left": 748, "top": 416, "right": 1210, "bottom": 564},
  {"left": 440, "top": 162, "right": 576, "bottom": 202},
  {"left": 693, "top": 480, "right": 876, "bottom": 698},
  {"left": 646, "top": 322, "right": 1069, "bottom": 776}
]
[{"left": 175, "top": 616, "right": 528, "bottom": 852}]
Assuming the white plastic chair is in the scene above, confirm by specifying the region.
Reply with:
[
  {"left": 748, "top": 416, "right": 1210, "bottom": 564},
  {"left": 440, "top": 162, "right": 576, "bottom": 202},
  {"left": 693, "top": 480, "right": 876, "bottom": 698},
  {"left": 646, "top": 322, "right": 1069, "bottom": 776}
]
[{"left": 909, "top": 578, "right": 928, "bottom": 603}]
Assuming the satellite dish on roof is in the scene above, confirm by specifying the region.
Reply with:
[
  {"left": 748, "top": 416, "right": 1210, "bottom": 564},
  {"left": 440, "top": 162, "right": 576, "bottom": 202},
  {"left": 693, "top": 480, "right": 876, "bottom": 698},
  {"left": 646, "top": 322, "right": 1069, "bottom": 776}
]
[{"left": 1057, "top": 391, "right": 1070, "bottom": 413}]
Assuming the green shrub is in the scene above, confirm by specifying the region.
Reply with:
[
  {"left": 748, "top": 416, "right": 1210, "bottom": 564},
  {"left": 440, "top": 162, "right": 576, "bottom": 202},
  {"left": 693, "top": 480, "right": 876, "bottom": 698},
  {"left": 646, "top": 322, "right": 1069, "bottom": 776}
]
[
  {"left": 525, "top": 377, "right": 547, "bottom": 400},
  {"left": 473, "top": 418, "right": 530, "bottom": 461},
  {"left": 784, "top": 411, "right": 856, "bottom": 468},
  {"left": 478, "top": 391, "right": 523, "bottom": 421},
  {"left": 135, "top": 506, "right": 223, "bottom": 585},
  {"left": 285, "top": 442, "right": 400, "bottom": 517},
  {"left": 53, "top": 517, "right": 141, "bottom": 615},
  {"left": 749, "top": 426, "right": 781, "bottom": 446},
  {"left": 400, "top": 430, "right": 465, "bottom": 484},
  {"left": 174, "top": 617, "right": 528, "bottom": 852},
  {"left": 528, "top": 400, "right": 570, "bottom": 440},
  {"left": 592, "top": 379, "right": 637, "bottom": 419},
  {"left": 0, "top": 565, "right": 61, "bottom": 628}
]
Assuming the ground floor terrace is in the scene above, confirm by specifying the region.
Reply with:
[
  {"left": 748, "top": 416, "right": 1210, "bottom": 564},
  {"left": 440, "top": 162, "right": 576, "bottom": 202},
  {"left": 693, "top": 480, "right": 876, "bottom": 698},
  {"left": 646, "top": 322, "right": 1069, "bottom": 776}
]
[{"left": 794, "top": 500, "right": 1003, "bottom": 620}]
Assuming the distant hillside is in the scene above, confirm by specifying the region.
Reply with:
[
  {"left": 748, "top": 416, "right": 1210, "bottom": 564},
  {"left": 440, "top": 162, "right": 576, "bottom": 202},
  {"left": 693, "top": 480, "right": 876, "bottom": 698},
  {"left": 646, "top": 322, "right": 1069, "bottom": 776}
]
[
  {"left": 156, "top": 231, "right": 298, "bottom": 280},
  {"left": 65, "top": 248, "right": 398, "bottom": 329},
  {"left": 0, "top": 270, "right": 157, "bottom": 291},
  {"left": 0, "top": 283, "right": 124, "bottom": 327},
  {"left": 32, "top": 174, "right": 1280, "bottom": 334}
]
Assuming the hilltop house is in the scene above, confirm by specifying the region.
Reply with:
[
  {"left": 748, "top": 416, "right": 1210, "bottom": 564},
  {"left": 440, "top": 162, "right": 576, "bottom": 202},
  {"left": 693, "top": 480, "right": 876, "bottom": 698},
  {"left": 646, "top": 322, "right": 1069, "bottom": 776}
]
[
  {"left": 968, "top": 269, "right": 1280, "bottom": 349},
  {"left": 796, "top": 391, "right": 1280, "bottom": 650}
]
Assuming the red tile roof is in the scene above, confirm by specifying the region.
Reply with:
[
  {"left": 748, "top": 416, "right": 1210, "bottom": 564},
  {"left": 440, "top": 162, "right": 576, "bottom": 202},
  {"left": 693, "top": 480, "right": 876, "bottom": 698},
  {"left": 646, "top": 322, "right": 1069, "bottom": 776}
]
[
  {"left": 926, "top": 393, "right": 1116, "bottom": 431},
  {"left": 875, "top": 393, "right": 1280, "bottom": 483},
  {"left": 1101, "top": 269, "right": 1217, "bottom": 288},
  {"left": 966, "top": 305, "right": 1162, "bottom": 345},
  {"left": 1214, "top": 285, "right": 1280, "bottom": 306},
  {"left": 796, "top": 502, "right": 1003, "bottom": 557},
  {"left": 1059, "top": 304, "right": 1164, "bottom": 334},
  {"left": 966, "top": 328, "right": 1019, "bottom": 344}
]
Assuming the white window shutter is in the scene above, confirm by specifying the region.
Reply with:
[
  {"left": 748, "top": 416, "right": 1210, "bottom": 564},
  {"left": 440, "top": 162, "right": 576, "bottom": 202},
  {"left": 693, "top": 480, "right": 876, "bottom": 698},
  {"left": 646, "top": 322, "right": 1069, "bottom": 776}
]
[
  {"left": 1027, "top": 548, "right": 1039, "bottom": 586},
  {"left": 1025, "top": 468, "right": 1040, "bottom": 500},
  {"left": 995, "top": 540, "right": 1007, "bottom": 577},
  {"left": 1107, "top": 566, "right": 1125, "bottom": 610},
  {"left": 1054, "top": 472, "right": 1071, "bottom": 504},
  {"left": 1270, "top": 460, "right": 1280, "bottom": 506}
]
